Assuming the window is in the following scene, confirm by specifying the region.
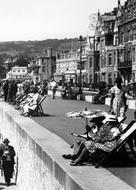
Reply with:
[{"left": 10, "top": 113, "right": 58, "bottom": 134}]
[
  {"left": 18, "top": 70, "right": 20, "bottom": 72},
  {"left": 120, "top": 31, "right": 124, "bottom": 44},
  {"left": 22, "top": 70, "right": 25, "bottom": 72},
  {"left": 12, "top": 70, "right": 15, "bottom": 72},
  {"left": 114, "top": 52, "right": 116, "bottom": 65},
  {"left": 127, "top": 48, "right": 131, "bottom": 60},
  {"left": 42, "top": 66, "right": 45, "bottom": 72},
  {"left": 119, "top": 49, "right": 124, "bottom": 62},
  {"left": 100, "top": 39, "right": 104, "bottom": 49},
  {"left": 108, "top": 53, "right": 112, "bottom": 66},
  {"left": 133, "top": 72, "right": 135, "bottom": 81},
  {"left": 108, "top": 73, "right": 112, "bottom": 84},
  {"left": 115, "top": 36, "right": 118, "bottom": 46},
  {"left": 132, "top": 46, "right": 135, "bottom": 62},
  {"left": 90, "top": 58, "right": 93, "bottom": 68}
]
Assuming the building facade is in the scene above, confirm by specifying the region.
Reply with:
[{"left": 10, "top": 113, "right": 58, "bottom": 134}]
[
  {"left": 94, "top": 10, "right": 118, "bottom": 85},
  {"left": 6, "top": 66, "right": 27, "bottom": 80},
  {"left": 29, "top": 48, "right": 56, "bottom": 83},
  {"left": 117, "top": 0, "right": 136, "bottom": 84},
  {"left": 54, "top": 44, "right": 91, "bottom": 86}
]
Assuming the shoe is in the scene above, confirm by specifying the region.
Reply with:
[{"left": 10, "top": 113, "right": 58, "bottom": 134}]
[
  {"left": 62, "top": 154, "right": 77, "bottom": 160},
  {"left": 70, "top": 161, "right": 81, "bottom": 166},
  {"left": 20, "top": 113, "right": 25, "bottom": 116},
  {"left": 62, "top": 154, "right": 72, "bottom": 159},
  {"left": 23, "top": 113, "right": 29, "bottom": 117}
]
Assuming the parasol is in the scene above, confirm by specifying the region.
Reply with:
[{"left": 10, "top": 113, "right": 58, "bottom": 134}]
[{"left": 65, "top": 108, "right": 106, "bottom": 125}]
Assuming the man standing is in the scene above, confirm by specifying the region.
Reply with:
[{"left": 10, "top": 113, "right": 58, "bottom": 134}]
[
  {"left": 1, "top": 138, "right": 16, "bottom": 186},
  {"left": 2, "top": 80, "right": 9, "bottom": 102},
  {"left": 50, "top": 79, "right": 58, "bottom": 99}
]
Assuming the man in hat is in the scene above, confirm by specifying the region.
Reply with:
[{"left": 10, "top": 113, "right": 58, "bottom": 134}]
[{"left": 1, "top": 138, "right": 15, "bottom": 186}]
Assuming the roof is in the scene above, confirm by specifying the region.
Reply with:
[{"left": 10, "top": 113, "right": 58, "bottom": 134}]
[{"left": 101, "top": 15, "right": 116, "bottom": 21}]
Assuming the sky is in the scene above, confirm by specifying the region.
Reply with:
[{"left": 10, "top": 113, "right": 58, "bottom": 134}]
[{"left": 0, "top": 0, "right": 126, "bottom": 42}]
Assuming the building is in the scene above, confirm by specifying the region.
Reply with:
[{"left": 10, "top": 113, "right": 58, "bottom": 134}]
[
  {"left": 6, "top": 66, "right": 27, "bottom": 80},
  {"left": 55, "top": 50, "right": 78, "bottom": 85},
  {"left": 94, "top": 9, "right": 118, "bottom": 85},
  {"left": 54, "top": 43, "right": 89, "bottom": 86},
  {"left": 117, "top": 0, "right": 136, "bottom": 84},
  {"left": 29, "top": 48, "right": 56, "bottom": 83}
]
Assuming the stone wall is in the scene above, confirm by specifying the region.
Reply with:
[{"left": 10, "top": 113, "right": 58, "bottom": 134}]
[{"left": 0, "top": 102, "right": 134, "bottom": 190}]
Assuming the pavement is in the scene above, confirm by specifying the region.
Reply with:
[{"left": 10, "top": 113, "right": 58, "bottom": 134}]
[{"left": 31, "top": 96, "right": 136, "bottom": 189}]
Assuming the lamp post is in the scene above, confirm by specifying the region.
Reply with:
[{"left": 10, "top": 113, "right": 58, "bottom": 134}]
[
  {"left": 89, "top": 36, "right": 95, "bottom": 84},
  {"left": 78, "top": 35, "right": 84, "bottom": 99}
]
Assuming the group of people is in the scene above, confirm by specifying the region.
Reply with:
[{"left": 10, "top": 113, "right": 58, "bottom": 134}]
[
  {"left": 0, "top": 138, "right": 15, "bottom": 186},
  {"left": 61, "top": 82, "right": 78, "bottom": 100},
  {"left": 63, "top": 119, "right": 121, "bottom": 165},
  {"left": 1, "top": 80, "right": 48, "bottom": 117},
  {"left": 15, "top": 84, "right": 45, "bottom": 117},
  {"left": 63, "top": 77, "right": 130, "bottom": 166},
  {"left": 2, "top": 80, "right": 18, "bottom": 103}
]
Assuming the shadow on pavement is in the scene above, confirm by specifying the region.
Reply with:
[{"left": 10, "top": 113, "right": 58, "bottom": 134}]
[
  {"left": 101, "top": 154, "right": 136, "bottom": 168},
  {"left": 34, "top": 113, "right": 56, "bottom": 117}
]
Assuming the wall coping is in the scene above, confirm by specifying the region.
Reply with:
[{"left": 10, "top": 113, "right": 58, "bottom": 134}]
[{"left": 0, "top": 102, "right": 135, "bottom": 190}]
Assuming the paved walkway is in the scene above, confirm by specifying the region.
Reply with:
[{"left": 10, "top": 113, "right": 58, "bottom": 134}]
[
  {"left": 32, "top": 96, "right": 136, "bottom": 189},
  {"left": 33, "top": 96, "right": 135, "bottom": 145}
]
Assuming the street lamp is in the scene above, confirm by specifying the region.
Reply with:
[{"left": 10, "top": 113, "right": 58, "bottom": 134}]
[
  {"left": 89, "top": 36, "right": 95, "bottom": 84},
  {"left": 78, "top": 35, "right": 84, "bottom": 99}
]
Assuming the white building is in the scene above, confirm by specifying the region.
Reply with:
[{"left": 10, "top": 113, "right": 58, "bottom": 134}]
[{"left": 6, "top": 66, "right": 27, "bottom": 80}]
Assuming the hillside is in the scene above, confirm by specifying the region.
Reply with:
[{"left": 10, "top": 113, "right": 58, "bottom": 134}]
[{"left": 0, "top": 38, "right": 81, "bottom": 56}]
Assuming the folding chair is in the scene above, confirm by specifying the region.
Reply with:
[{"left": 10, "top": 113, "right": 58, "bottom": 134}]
[
  {"left": 29, "top": 95, "right": 46, "bottom": 117},
  {"left": 92, "top": 120, "right": 136, "bottom": 168}
]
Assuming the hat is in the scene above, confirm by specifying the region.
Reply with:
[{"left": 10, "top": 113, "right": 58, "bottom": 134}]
[
  {"left": 3, "top": 138, "right": 10, "bottom": 144},
  {"left": 90, "top": 115, "right": 105, "bottom": 124},
  {"left": 114, "top": 77, "right": 123, "bottom": 84}
]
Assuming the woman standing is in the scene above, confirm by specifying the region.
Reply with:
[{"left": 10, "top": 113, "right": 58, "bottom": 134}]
[{"left": 109, "top": 77, "right": 127, "bottom": 118}]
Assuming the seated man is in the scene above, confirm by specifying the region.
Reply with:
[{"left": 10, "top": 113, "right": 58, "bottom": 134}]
[{"left": 63, "top": 123, "right": 120, "bottom": 166}]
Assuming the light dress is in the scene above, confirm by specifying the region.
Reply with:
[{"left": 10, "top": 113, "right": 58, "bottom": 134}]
[
  {"left": 109, "top": 85, "right": 126, "bottom": 117},
  {"left": 23, "top": 93, "right": 42, "bottom": 113}
]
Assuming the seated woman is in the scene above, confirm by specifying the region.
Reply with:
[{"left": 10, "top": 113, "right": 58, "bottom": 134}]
[
  {"left": 71, "top": 116, "right": 105, "bottom": 154},
  {"left": 63, "top": 123, "right": 120, "bottom": 166},
  {"left": 21, "top": 88, "right": 42, "bottom": 116}
]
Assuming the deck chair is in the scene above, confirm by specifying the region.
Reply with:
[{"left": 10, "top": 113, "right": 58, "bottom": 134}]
[
  {"left": 92, "top": 120, "right": 136, "bottom": 168},
  {"left": 29, "top": 95, "right": 46, "bottom": 117}
]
